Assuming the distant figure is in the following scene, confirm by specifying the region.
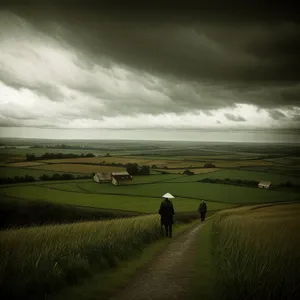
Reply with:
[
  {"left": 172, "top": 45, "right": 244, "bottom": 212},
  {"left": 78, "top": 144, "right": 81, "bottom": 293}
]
[
  {"left": 198, "top": 200, "right": 207, "bottom": 222},
  {"left": 159, "top": 197, "right": 175, "bottom": 238}
]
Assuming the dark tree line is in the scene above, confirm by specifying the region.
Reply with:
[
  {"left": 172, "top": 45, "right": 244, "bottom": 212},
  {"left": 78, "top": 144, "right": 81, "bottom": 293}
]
[
  {"left": 26, "top": 152, "right": 95, "bottom": 161},
  {"left": 0, "top": 175, "right": 35, "bottom": 185},
  {"left": 126, "top": 163, "right": 150, "bottom": 175},
  {"left": 198, "top": 178, "right": 259, "bottom": 187},
  {"left": 0, "top": 173, "right": 92, "bottom": 185}
]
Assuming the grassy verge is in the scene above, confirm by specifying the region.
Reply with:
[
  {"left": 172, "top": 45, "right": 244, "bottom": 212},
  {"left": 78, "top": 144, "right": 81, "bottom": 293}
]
[
  {"left": 211, "top": 204, "right": 300, "bottom": 300},
  {"left": 0, "top": 215, "right": 162, "bottom": 300},
  {"left": 190, "top": 218, "right": 215, "bottom": 300},
  {"left": 50, "top": 221, "right": 199, "bottom": 300}
]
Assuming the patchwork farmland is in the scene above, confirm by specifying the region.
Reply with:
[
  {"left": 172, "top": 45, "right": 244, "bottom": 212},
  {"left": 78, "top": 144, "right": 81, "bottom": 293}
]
[{"left": 0, "top": 139, "right": 300, "bottom": 300}]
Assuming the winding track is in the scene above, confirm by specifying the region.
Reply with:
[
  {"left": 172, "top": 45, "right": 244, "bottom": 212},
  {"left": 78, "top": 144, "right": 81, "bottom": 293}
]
[{"left": 109, "top": 223, "right": 203, "bottom": 300}]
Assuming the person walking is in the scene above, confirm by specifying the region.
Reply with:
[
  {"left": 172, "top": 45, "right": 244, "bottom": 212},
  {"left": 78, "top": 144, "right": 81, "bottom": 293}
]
[
  {"left": 198, "top": 200, "right": 207, "bottom": 222},
  {"left": 159, "top": 193, "right": 175, "bottom": 238}
]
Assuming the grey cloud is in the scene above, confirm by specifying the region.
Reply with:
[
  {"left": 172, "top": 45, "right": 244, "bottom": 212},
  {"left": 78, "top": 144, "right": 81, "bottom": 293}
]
[
  {"left": 224, "top": 113, "right": 246, "bottom": 122},
  {"left": 292, "top": 115, "right": 300, "bottom": 122},
  {"left": 0, "top": 3, "right": 300, "bottom": 129},
  {"left": 268, "top": 110, "right": 287, "bottom": 120},
  {"left": 6, "top": 6, "right": 299, "bottom": 110}
]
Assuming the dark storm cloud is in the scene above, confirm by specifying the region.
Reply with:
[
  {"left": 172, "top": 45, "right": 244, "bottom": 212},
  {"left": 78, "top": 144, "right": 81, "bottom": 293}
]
[
  {"left": 4, "top": 1, "right": 299, "bottom": 110},
  {"left": 224, "top": 114, "right": 246, "bottom": 122},
  {"left": 1, "top": 0, "right": 300, "bottom": 134}
]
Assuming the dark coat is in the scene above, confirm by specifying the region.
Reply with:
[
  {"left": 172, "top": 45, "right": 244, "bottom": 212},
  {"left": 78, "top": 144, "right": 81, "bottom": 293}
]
[
  {"left": 198, "top": 201, "right": 207, "bottom": 213},
  {"left": 159, "top": 199, "right": 175, "bottom": 225}
]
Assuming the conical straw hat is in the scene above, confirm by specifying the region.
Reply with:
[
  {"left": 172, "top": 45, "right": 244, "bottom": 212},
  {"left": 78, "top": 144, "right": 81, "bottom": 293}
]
[{"left": 162, "top": 192, "right": 174, "bottom": 199}]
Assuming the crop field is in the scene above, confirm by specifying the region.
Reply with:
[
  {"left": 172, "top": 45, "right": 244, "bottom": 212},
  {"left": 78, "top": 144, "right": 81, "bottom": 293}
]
[
  {"left": 0, "top": 166, "right": 84, "bottom": 180},
  {"left": 26, "top": 163, "right": 125, "bottom": 174},
  {"left": 151, "top": 169, "right": 300, "bottom": 185},
  {"left": 191, "top": 168, "right": 300, "bottom": 185},
  {"left": 1, "top": 140, "right": 299, "bottom": 213},
  {"left": 37, "top": 156, "right": 276, "bottom": 169},
  {"left": 38, "top": 156, "right": 206, "bottom": 168},
  {"left": 212, "top": 203, "right": 300, "bottom": 300},
  {"left": 0, "top": 215, "right": 162, "bottom": 300},
  {"left": 39, "top": 157, "right": 155, "bottom": 165},
  {"left": 5, "top": 161, "right": 47, "bottom": 167}
]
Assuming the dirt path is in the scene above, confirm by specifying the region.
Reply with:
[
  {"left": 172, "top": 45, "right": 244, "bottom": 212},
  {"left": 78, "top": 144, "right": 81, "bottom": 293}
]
[{"left": 109, "top": 223, "right": 203, "bottom": 300}]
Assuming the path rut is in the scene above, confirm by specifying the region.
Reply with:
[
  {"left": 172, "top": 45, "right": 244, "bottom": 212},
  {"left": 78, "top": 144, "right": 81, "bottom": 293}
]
[{"left": 109, "top": 223, "right": 203, "bottom": 300}]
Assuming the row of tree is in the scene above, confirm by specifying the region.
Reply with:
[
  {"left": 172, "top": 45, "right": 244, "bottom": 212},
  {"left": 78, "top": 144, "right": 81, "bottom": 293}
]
[
  {"left": 0, "top": 175, "right": 35, "bottom": 185},
  {"left": 126, "top": 163, "right": 150, "bottom": 175},
  {"left": 0, "top": 173, "right": 92, "bottom": 185},
  {"left": 26, "top": 152, "right": 95, "bottom": 161},
  {"left": 198, "top": 178, "right": 259, "bottom": 187}
]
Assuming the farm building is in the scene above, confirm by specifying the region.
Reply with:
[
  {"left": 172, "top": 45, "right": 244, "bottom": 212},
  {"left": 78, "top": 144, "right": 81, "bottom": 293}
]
[
  {"left": 258, "top": 181, "right": 272, "bottom": 189},
  {"left": 93, "top": 173, "right": 112, "bottom": 183},
  {"left": 111, "top": 172, "right": 133, "bottom": 185}
]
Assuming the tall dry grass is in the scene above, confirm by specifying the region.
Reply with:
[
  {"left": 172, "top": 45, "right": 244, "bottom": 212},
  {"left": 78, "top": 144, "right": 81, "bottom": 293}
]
[
  {"left": 0, "top": 215, "right": 161, "bottom": 300},
  {"left": 212, "top": 204, "right": 300, "bottom": 300}
]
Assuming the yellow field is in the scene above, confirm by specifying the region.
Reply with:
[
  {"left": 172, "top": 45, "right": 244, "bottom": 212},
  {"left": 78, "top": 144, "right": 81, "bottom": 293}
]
[
  {"left": 7, "top": 161, "right": 47, "bottom": 167},
  {"left": 39, "top": 156, "right": 155, "bottom": 165},
  {"left": 27, "top": 164, "right": 125, "bottom": 174},
  {"left": 37, "top": 157, "right": 204, "bottom": 168},
  {"left": 22, "top": 156, "right": 275, "bottom": 169}
]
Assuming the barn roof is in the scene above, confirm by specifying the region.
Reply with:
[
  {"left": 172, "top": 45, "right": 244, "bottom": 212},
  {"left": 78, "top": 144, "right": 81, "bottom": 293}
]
[
  {"left": 111, "top": 172, "right": 132, "bottom": 181},
  {"left": 95, "top": 173, "right": 111, "bottom": 181},
  {"left": 258, "top": 181, "right": 272, "bottom": 186}
]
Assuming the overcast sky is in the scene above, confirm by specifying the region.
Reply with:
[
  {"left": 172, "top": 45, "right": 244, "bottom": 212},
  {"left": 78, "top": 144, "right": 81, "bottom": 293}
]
[{"left": 0, "top": 1, "right": 299, "bottom": 142}]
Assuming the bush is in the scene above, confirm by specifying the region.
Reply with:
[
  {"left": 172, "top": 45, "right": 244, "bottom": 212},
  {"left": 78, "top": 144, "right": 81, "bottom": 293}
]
[
  {"left": 204, "top": 163, "right": 216, "bottom": 168},
  {"left": 139, "top": 165, "right": 150, "bottom": 175},
  {"left": 183, "top": 169, "right": 195, "bottom": 176},
  {"left": 126, "top": 163, "right": 150, "bottom": 175},
  {"left": 126, "top": 163, "right": 139, "bottom": 175},
  {"left": 0, "top": 175, "right": 35, "bottom": 185}
]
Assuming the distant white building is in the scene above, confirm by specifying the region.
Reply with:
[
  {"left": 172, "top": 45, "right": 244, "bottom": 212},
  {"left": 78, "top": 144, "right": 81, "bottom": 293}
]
[
  {"left": 258, "top": 181, "right": 272, "bottom": 189},
  {"left": 111, "top": 172, "right": 132, "bottom": 186},
  {"left": 93, "top": 173, "right": 111, "bottom": 183}
]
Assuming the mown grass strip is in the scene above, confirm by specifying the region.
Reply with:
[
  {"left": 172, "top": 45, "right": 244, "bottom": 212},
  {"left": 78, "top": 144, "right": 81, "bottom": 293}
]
[{"left": 190, "top": 218, "right": 215, "bottom": 300}]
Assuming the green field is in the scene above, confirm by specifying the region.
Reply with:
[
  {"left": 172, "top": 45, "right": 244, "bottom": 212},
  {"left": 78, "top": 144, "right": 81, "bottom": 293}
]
[
  {"left": 0, "top": 184, "right": 232, "bottom": 213},
  {"left": 168, "top": 169, "right": 300, "bottom": 185},
  {"left": 0, "top": 169, "right": 299, "bottom": 214}
]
